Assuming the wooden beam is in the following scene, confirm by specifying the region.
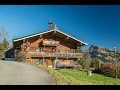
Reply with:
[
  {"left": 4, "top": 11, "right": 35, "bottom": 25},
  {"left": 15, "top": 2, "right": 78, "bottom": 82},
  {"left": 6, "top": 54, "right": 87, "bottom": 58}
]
[
  {"left": 52, "top": 59, "right": 54, "bottom": 68},
  {"left": 23, "top": 39, "right": 26, "bottom": 43},
  {"left": 56, "top": 57, "right": 57, "bottom": 60},
  {"left": 26, "top": 39, "right": 28, "bottom": 43},
  {"left": 80, "top": 42, "right": 83, "bottom": 46},
  {"left": 54, "top": 30, "right": 56, "bottom": 33},
  {"left": 39, "top": 34, "right": 42, "bottom": 38},
  {"left": 65, "top": 36, "right": 69, "bottom": 40}
]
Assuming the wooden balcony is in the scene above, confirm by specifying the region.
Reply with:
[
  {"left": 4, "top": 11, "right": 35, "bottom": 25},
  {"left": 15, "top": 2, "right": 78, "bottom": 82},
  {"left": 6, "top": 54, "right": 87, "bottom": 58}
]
[
  {"left": 42, "top": 40, "right": 59, "bottom": 46},
  {"left": 28, "top": 52, "right": 83, "bottom": 58}
]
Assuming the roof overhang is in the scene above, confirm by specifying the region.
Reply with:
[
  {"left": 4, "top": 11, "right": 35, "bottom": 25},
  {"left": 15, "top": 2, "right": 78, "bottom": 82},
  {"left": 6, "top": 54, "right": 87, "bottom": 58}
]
[{"left": 13, "top": 29, "right": 88, "bottom": 45}]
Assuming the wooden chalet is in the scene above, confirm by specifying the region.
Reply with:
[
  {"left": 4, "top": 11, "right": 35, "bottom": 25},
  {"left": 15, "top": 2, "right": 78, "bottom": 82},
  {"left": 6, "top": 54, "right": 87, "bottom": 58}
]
[{"left": 13, "top": 21, "right": 88, "bottom": 68}]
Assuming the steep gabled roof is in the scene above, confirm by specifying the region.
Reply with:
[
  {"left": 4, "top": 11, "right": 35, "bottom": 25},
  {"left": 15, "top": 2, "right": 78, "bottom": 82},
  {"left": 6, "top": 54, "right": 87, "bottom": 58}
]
[{"left": 13, "top": 29, "right": 88, "bottom": 45}]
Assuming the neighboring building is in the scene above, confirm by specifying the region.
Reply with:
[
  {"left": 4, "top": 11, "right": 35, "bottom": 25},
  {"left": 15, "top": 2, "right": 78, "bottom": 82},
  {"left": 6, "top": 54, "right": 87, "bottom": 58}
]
[
  {"left": 4, "top": 47, "right": 15, "bottom": 61},
  {"left": 12, "top": 21, "right": 88, "bottom": 68},
  {"left": 5, "top": 48, "right": 14, "bottom": 58}
]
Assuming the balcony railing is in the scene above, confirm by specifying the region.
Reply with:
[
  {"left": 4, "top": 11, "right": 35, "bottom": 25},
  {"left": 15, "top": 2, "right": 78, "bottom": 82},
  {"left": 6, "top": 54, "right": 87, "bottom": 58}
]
[{"left": 28, "top": 52, "right": 83, "bottom": 58}]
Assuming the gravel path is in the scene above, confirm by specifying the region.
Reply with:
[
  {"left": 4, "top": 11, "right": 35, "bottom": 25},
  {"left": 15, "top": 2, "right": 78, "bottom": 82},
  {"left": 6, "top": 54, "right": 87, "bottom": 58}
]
[{"left": 0, "top": 60, "right": 56, "bottom": 85}]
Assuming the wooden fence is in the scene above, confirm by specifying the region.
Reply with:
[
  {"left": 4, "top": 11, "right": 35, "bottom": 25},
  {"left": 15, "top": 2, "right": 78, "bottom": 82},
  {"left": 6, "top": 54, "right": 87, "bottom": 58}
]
[{"left": 100, "top": 62, "right": 120, "bottom": 78}]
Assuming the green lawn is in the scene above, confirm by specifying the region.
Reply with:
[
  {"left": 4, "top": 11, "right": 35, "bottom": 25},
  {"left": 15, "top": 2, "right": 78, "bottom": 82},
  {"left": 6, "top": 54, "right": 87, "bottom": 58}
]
[
  {"left": 37, "top": 65, "right": 120, "bottom": 85},
  {"left": 56, "top": 69, "right": 120, "bottom": 85}
]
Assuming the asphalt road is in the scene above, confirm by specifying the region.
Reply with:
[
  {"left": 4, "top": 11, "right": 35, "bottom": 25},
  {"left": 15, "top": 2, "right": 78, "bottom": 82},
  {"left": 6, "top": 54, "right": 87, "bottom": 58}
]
[{"left": 0, "top": 60, "right": 56, "bottom": 85}]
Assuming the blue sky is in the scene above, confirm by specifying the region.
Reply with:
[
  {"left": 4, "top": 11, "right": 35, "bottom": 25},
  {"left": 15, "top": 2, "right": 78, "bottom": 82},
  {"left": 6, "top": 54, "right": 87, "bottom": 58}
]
[{"left": 0, "top": 5, "right": 120, "bottom": 50}]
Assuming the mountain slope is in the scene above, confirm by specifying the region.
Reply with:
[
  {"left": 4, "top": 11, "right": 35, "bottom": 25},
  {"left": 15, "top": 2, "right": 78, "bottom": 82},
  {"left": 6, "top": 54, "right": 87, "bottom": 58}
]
[{"left": 88, "top": 45, "right": 120, "bottom": 62}]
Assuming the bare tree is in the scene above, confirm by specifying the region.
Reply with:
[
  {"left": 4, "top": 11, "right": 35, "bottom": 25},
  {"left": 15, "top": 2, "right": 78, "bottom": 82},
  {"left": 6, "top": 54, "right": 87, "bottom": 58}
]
[
  {"left": 0, "top": 26, "right": 9, "bottom": 58},
  {"left": 0, "top": 26, "right": 8, "bottom": 42},
  {"left": 82, "top": 51, "right": 91, "bottom": 70}
]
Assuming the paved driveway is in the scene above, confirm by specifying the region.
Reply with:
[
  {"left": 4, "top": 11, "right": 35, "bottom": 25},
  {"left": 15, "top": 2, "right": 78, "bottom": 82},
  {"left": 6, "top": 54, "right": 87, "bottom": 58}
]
[{"left": 0, "top": 60, "right": 56, "bottom": 85}]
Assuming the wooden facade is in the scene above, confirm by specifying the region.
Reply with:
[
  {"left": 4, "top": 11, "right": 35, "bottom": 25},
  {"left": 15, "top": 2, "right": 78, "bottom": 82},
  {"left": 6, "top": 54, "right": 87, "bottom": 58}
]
[{"left": 13, "top": 22, "right": 87, "bottom": 68}]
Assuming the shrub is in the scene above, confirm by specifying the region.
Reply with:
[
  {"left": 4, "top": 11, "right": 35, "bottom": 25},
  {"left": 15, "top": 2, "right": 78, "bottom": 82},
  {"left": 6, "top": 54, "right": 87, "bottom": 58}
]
[
  {"left": 91, "top": 59, "right": 101, "bottom": 73},
  {"left": 16, "top": 51, "right": 26, "bottom": 62}
]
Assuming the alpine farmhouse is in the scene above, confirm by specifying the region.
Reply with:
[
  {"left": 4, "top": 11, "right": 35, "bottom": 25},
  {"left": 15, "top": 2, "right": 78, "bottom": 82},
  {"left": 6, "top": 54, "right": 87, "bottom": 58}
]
[{"left": 11, "top": 21, "right": 88, "bottom": 68}]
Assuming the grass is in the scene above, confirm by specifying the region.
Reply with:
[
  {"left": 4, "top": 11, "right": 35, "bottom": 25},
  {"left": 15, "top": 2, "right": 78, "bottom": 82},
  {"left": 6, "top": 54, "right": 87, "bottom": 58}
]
[{"left": 35, "top": 65, "right": 120, "bottom": 85}]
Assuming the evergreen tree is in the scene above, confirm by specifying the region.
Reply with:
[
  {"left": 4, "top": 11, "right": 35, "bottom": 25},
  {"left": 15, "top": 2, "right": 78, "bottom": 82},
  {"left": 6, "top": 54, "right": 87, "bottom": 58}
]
[
  {"left": 0, "top": 38, "right": 9, "bottom": 58},
  {"left": 89, "top": 45, "right": 99, "bottom": 58},
  {"left": 2, "top": 37, "right": 9, "bottom": 50},
  {"left": 0, "top": 26, "right": 9, "bottom": 58},
  {"left": 0, "top": 43, "right": 4, "bottom": 57}
]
